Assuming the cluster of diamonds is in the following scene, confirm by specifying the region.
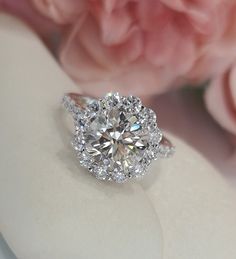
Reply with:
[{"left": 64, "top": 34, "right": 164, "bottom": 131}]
[{"left": 63, "top": 93, "right": 163, "bottom": 183}]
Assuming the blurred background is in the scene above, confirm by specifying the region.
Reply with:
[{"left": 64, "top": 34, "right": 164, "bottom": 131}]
[{"left": 1, "top": 1, "right": 236, "bottom": 258}]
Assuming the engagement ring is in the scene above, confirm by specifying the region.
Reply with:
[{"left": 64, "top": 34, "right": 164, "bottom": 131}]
[{"left": 62, "top": 92, "right": 174, "bottom": 183}]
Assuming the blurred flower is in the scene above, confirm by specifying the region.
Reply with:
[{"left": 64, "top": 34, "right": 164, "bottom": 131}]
[
  {"left": 205, "top": 65, "right": 236, "bottom": 137},
  {"left": 27, "top": 0, "right": 236, "bottom": 96}
]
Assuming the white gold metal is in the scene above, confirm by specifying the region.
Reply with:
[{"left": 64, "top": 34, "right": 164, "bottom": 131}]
[{"left": 62, "top": 92, "right": 175, "bottom": 183}]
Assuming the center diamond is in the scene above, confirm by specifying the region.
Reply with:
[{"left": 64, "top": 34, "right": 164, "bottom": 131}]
[{"left": 85, "top": 109, "right": 148, "bottom": 173}]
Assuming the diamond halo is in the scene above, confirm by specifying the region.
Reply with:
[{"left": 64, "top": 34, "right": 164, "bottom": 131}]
[{"left": 63, "top": 92, "right": 173, "bottom": 183}]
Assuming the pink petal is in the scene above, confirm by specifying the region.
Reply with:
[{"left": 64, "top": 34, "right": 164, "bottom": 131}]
[
  {"left": 109, "top": 27, "right": 143, "bottom": 64},
  {"left": 101, "top": 0, "right": 129, "bottom": 13},
  {"left": 229, "top": 65, "right": 236, "bottom": 109},
  {"left": 137, "top": 0, "right": 171, "bottom": 31},
  {"left": 60, "top": 15, "right": 116, "bottom": 82},
  {"left": 31, "top": 0, "right": 87, "bottom": 24},
  {"left": 205, "top": 71, "right": 236, "bottom": 135},
  {"left": 77, "top": 15, "right": 118, "bottom": 69},
  {"left": 144, "top": 21, "right": 196, "bottom": 75},
  {"left": 161, "top": 0, "right": 226, "bottom": 35},
  {"left": 95, "top": 6, "right": 133, "bottom": 45}
]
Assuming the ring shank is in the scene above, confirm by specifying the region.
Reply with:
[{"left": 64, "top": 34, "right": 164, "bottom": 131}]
[{"left": 62, "top": 93, "right": 175, "bottom": 158}]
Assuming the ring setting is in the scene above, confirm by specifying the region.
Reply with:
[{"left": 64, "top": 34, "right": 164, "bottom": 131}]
[{"left": 62, "top": 92, "right": 174, "bottom": 183}]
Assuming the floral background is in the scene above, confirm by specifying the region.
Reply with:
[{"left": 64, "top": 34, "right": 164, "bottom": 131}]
[{"left": 1, "top": 0, "right": 236, "bottom": 178}]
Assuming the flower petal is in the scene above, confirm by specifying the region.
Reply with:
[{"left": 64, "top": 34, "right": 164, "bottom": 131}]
[
  {"left": 205, "top": 71, "right": 236, "bottom": 135},
  {"left": 31, "top": 0, "right": 87, "bottom": 24}
]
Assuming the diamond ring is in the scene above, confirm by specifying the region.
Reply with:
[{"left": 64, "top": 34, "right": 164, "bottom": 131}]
[{"left": 62, "top": 92, "right": 174, "bottom": 183}]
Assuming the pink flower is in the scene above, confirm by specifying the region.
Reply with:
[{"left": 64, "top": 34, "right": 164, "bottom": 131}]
[
  {"left": 27, "top": 0, "right": 236, "bottom": 96},
  {"left": 205, "top": 65, "right": 236, "bottom": 137}
]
